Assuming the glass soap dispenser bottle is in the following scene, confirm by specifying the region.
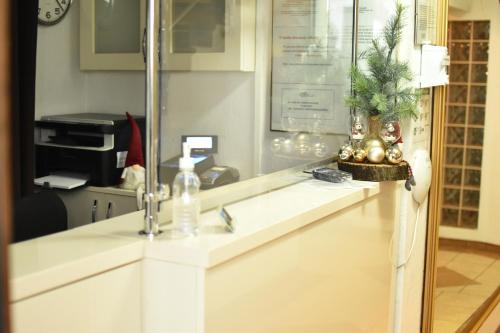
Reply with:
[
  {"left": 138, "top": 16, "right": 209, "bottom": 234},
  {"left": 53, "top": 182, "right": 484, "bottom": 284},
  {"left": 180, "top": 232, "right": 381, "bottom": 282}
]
[{"left": 171, "top": 143, "right": 201, "bottom": 237}]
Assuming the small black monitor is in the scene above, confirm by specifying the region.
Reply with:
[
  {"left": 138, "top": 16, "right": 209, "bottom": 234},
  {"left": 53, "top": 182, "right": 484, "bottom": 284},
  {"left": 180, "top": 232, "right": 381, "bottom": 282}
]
[{"left": 181, "top": 135, "right": 218, "bottom": 155}]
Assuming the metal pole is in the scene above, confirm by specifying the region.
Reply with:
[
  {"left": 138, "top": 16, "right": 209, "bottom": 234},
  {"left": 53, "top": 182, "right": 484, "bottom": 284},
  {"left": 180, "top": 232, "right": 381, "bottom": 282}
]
[
  {"left": 143, "top": 0, "right": 161, "bottom": 237},
  {"left": 352, "top": 0, "right": 359, "bottom": 66}
]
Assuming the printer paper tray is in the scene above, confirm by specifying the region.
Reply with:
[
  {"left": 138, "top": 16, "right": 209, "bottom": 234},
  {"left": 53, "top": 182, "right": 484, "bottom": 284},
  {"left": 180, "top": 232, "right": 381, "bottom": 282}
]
[{"left": 34, "top": 172, "right": 89, "bottom": 190}]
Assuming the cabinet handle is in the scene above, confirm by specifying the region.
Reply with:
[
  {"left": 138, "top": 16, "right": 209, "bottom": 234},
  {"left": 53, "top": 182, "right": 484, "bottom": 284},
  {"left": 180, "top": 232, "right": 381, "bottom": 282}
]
[
  {"left": 91, "top": 200, "right": 98, "bottom": 223},
  {"left": 142, "top": 28, "right": 147, "bottom": 63},
  {"left": 106, "top": 202, "right": 113, "bottom": 219}
]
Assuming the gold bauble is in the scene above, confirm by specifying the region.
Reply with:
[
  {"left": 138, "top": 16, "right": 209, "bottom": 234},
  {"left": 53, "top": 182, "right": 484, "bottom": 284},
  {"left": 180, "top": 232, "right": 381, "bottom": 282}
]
[
  {"left": 385, "top": 146, "right": 403, "bottom": 164},
  {"left": 353, "top": 148, "right": 367, "bottom": 162},
  {"left": 367, "top": 146, "right": 385, "bottom": 163},
  {"left": 364, "top": 138, "right": 385, "bottom": 150}
]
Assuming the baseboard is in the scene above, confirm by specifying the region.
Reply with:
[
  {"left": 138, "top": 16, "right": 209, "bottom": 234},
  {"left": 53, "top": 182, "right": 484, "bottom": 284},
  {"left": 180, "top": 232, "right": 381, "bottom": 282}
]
[
  {"left": 457, "top": 287, "right": 500, "bottom": 333},
  {"left": 439, "top": 238, "right": 500, "bottom": 260}
]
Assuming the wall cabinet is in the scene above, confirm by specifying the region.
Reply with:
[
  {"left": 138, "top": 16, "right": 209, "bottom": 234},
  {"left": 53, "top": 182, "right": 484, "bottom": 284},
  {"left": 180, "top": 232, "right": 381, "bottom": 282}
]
[
  {"left": 80, "top": 0, "right": 255, "bottom": 71},
  {"left": 80, "top": 0, "right": 147, "bottom": 71}
]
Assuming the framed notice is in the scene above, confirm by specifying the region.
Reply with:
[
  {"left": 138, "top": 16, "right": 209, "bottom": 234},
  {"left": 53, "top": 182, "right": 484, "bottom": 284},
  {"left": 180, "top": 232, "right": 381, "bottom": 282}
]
[{"left": 270, "top": 0, "right": 354, "bottom": 134}]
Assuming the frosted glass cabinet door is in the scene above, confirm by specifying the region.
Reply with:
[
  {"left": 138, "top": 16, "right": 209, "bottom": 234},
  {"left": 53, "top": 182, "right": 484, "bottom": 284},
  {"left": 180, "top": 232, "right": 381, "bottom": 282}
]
[
  {"left": 80, "top": 0, "right": 146, "bottom": 70},
  {"left": 161, "top": 0, "right": 256, "bottom": 71},
  {"left": 81, "top": 0, "right": 255, "bottom": 71}
]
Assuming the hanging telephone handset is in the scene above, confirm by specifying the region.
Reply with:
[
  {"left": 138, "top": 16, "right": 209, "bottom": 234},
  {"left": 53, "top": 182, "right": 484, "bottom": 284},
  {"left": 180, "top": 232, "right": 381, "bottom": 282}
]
[{"left": 409, "top": 149, "right": 432, "bottom": 204}]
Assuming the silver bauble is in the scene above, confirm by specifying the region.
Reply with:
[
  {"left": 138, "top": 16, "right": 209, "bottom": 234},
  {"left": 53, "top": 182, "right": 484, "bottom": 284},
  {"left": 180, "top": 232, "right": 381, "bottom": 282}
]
[
  {"left": 339, "top": 144, "right": 354, "bottom": 161},
  {"left": 313, "top": 142, "right": 328, "bottom": 158},
  {"left": 353, "top": 148, "right": 367, "bottom": 162},
  {"left": 367, "top": 146, "right": 385, "bottom": 163},
  {"left": 282, "top": 138, "right": 294, "bottom": 154},
  {"left": 271, "top": 137, "right": 284, "bottom": 153},
  {"left": 296, "top": 142, "right": 312, "bottom": 156},
  {"left": 295, "top": 133, "right": 311, "bottom": 144},
  {"left": 379, "top": 120, "right": 401, "bottom": 145},
  {"left": 351, "top": 115, "right": 367, "bottom": 141},
  {"left": 385, "top": 146, "right": 403, "bottom": 164}
]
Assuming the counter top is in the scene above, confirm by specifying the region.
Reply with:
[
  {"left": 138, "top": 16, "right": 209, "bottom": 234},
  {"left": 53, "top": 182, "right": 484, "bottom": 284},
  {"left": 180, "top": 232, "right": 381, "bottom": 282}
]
[{"left": 9, "top": 178, "right": 380, "bottom": 302}]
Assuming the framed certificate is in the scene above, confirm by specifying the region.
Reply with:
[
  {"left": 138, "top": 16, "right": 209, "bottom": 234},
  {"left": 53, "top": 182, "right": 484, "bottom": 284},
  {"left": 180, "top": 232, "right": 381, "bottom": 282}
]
[{"left": 270, "top": 0, "right": 355, "bottom": 134}]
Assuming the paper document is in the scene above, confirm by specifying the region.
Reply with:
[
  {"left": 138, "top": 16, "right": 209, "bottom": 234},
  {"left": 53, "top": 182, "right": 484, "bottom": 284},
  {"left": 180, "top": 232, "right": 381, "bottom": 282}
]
[{"left": 34, "top": 172, "right": 89, "bottom": 190}]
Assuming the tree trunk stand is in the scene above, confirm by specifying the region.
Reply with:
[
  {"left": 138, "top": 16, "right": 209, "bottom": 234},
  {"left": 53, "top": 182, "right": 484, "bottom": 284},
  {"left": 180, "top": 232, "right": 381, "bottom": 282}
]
[{"left": 338, "top": 159, "right": 409, "bottom": 182}]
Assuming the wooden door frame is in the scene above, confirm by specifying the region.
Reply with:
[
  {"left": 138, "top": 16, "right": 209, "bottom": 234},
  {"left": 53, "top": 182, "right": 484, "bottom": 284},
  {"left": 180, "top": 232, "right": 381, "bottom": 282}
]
[
  {"left": 0, "top": 0, "right": 12, "bottom": 332},
  {"left": 421, "top": 0, "right": 449, "bottom": 332}
]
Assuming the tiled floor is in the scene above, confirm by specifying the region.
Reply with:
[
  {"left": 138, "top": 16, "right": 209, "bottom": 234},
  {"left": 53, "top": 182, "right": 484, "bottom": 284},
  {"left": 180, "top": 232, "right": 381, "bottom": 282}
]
[{"left": 433, "top": 246, "right": 500, "bottom": 332}]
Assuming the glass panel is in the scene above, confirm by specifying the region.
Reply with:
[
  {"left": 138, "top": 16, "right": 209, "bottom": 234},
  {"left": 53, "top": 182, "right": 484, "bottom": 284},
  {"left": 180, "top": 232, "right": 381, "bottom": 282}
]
[
  {"left": 441, "top": 208, "right": 459, "bottom": 226},
  {"left": 473, "top": 21, "right": 490, "bottom": 40},
  {"left": 172, "top": 0, "right": 226, "bottom": 53},
  {"left": 471, "top": 64, "right": 487, "bottom": 83},
  {"left": 449, "top": 64, "right": 469, "bottom": 82},
  {"left": 95, "top": 0, "right": 141, "bottom": 53},
  {"left": 464, "top": 169, "right": 481, "bottom": 187},
  {"left": 472, "top": 42, "right": 489, "bottom": 61},
  {"left": 444, "top": 168, "right": 462, "bottom": 185},
  {"left": 468, "top": 107, "right": 485, "bottom": 125},
  {"left": 447, "top": 106, "right": 466, "bottom": 124},
  {"left": 446, "top": 148, "right": 464, "bottom": 165},
  {"left": 462, "top": 190, "right": 480, "bottom": 208},
  {"left": 450, "top": 42, "right": 470, "bottom": 61},
  {"left": 158, "top": 0, "right": 355, "bottom": 189},
  {"left": 446, "top": 126, "right": 465, "bottom": 145},
  {"left": 451, "top": 21, "right": 471, "bottom": 40},
  {"left": 461, "top": 210, "right": 479, "bottom": 228},
  {"left": 466, "top": 148, "right": 482, "bottom": 167},
  {"left": 443, "top": 188, "right": 460, "bottom": 206},
  {"left": 467, "top": 128, "right": 484, "bottom": 146},
  {"left": 448, "top": 85, "right": 468, "bottom": 103},
  {"left": 470, "top": 86, "right": 486, "bottom": 104}
]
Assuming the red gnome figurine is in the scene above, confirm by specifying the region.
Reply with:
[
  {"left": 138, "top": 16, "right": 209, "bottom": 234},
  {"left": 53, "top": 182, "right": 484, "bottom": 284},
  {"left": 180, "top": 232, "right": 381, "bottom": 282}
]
[{"left": 120, "top": 112, "right": 145, "bottom": 191}]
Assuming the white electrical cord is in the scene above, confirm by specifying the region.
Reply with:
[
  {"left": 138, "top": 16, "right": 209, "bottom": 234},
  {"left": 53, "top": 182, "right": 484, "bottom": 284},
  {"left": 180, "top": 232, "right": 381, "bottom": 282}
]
[{"left": 389, "top": 203, "right": 422, "bottom": 268}]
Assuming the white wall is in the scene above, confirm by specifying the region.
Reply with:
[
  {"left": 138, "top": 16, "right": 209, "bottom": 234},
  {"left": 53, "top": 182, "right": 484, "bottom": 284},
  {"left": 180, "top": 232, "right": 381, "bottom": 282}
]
[
  {"left": 440, "top": 0, "right": 500, "bottom": 246},
  {"left": 396, "top": 3, "right": 433, "bottom": 327},
  {"left": 35, "top": 0, "right": 145, "bottom": 118},
  {"left": 162, "top": 72, "right": 256, "bottom": 180}
]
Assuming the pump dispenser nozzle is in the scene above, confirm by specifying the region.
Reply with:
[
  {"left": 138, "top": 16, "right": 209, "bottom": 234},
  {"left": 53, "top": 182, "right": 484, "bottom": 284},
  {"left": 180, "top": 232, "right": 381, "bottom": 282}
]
[{"left": 179, "top": 143, "right": 194, "bottom": 171}]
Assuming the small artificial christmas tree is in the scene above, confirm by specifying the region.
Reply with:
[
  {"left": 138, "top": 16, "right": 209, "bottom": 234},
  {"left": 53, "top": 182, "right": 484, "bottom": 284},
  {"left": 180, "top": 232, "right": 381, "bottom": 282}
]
[{"left": 346, "top": 2, "right": 419, "bottom": 122}]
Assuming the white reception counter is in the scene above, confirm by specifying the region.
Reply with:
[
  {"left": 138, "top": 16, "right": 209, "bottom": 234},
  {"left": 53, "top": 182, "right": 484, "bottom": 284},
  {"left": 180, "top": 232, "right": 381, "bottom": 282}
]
[{"left": 9, "top": 177, "right": 398, "bottom": 332}]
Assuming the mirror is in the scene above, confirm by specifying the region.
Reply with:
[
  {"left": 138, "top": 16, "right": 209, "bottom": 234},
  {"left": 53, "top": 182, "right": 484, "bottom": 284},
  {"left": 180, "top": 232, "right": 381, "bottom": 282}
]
[{"left": 25, "top": 0, "right": 356, "bottom": 239}]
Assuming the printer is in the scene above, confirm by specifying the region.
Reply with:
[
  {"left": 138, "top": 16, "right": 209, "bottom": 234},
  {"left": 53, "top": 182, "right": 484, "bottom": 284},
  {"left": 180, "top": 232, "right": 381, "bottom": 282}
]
[{"left": 35, "top": 113, "right": 145, "bottom": 187}]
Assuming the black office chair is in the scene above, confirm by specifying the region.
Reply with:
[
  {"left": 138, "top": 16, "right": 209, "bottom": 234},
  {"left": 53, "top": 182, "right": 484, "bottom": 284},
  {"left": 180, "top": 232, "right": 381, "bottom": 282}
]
[{"left": 13, "top": 190, "right": 67, "bottom": 243}]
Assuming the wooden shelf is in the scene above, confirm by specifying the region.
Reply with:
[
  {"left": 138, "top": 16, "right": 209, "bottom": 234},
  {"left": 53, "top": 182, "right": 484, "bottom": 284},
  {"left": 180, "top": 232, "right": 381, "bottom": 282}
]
[{"left": 337, "top": 160, "right": 408, "bottom": 182}]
